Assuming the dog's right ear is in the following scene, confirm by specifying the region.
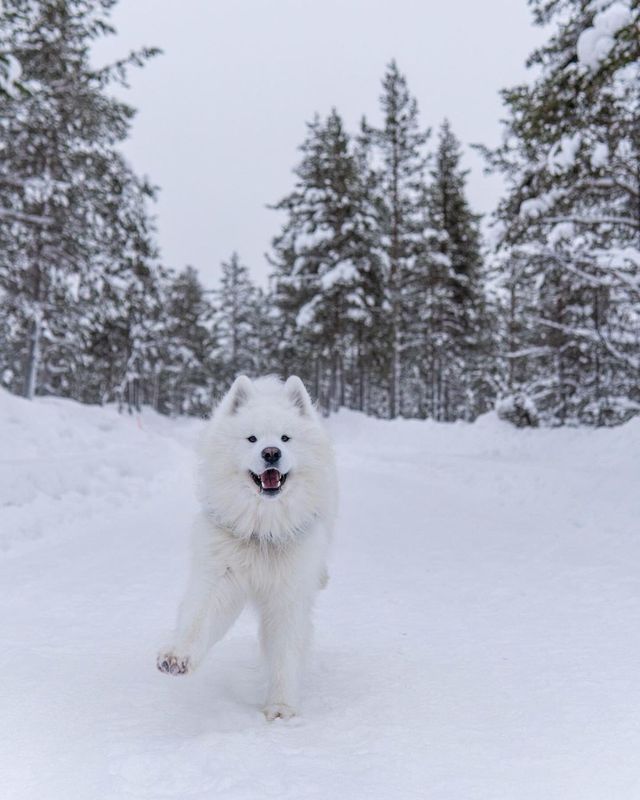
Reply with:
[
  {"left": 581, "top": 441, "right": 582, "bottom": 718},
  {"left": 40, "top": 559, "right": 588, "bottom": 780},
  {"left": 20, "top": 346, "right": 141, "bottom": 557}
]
[
  {"left": 285, "top": 375, "right": 314, "bottom": 417},
  {"left": 220, "top": 375, "right": 253, "bottom": 415}
]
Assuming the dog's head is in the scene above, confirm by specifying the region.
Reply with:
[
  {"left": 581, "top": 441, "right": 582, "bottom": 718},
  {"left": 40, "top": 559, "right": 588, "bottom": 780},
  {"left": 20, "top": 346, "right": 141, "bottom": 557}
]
[{"left": 199, "top": 375, "right": 336, "bottom": 541}]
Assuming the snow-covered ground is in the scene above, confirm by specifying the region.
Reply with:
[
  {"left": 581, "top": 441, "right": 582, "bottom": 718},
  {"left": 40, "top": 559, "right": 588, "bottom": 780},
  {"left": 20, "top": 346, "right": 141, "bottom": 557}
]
[{"left": 2, "top": 388, "right": 640, "bottom": 800}]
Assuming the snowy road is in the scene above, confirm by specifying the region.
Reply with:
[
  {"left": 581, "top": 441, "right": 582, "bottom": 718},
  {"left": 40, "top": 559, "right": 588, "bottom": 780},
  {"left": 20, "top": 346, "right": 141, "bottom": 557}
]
[{"left": 2, "top": 390, "right": 640, "bottom": 800}]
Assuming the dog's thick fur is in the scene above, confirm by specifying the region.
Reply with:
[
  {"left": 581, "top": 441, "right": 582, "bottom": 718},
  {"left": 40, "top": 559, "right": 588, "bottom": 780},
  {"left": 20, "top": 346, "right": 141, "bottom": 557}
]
[{"left": 157, "top": 375, "right": 337, "bottom": 720}]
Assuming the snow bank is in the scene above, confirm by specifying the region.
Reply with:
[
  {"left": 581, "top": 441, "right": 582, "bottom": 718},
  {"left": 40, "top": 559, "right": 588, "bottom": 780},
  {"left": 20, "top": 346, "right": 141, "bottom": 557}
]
[
  {"left": 0, "top": 388, "right": 197, "bottom": 554},
  {"left": 331, "top": 405, "right": 640, "bottom": 471}
]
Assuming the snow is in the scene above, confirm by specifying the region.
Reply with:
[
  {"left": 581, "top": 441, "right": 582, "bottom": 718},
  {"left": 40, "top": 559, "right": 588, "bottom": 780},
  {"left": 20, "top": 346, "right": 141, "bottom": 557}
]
[
  {"left": 295, "top": 295, "right": 321, "bottom": 328},
  {"left": 319, "top": 261, "right": 357, "bottom": 291},
  {"left": 0, "top": 53, "right": 21, "bottom": 98},
  {"left": 0, "top": 390, "right": 193, "bottom": 557},
  {"left": 548, "top": 221, "right": 575, "bottom": 246},
  {"left": 591, "top": 140, "right": 609, "bottom": 168},
  {"left": 577, "top": 1, "right": 632, "bottom": 70},
  {"left": 519, "top": 188, "right": 563, "bottom": 219},
  {"left": 2, "top": 389, "right": 640, "bottom": 799},
  {"left": 616, "top": 136, "right": 634, "bottom": 159},
  {"left": 431, "top": 250, "right": 452, "bottom": 268},
  {"left": 547, "top": 133, "right": 581, "bottom": 174},
  {"left": 602, "top": 245, "right": 640, "bottom": 269}
]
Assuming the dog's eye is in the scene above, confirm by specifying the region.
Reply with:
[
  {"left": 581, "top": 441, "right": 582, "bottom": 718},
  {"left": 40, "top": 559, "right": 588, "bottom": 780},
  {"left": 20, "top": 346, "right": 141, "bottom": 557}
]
[
  {"left": 281, "top": 435, "right": 290, "bottom": 442},
  {"left": 247, "top": 435, "right": 257, "bottom": 443}
]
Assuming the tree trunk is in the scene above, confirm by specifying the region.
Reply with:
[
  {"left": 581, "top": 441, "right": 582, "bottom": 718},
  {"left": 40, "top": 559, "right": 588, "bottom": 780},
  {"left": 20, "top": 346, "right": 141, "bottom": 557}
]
[
  {"left": 22, "top": 308, "right": 42, "bottom": 399},
  {"left": 313, "top": 356, "right": 321, "bottom": 406},
  {"left": 357, "top": 331, "right": 365, "bottom": 412},
  {"left": 389, "top": 314, "right": 401, "bottom": 419},
  {"left": 152, "top": 369, "right": 160, "bottom": 412},
  {"left": 329, "top": 350, "right": 341, "bottom": 413}
]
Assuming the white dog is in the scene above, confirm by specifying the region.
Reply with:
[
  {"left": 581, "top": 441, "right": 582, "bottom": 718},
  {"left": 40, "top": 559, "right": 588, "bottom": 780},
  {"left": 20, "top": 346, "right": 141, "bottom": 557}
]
[{"left": 157, "top": 375, "right": 337, "bottom": 720}]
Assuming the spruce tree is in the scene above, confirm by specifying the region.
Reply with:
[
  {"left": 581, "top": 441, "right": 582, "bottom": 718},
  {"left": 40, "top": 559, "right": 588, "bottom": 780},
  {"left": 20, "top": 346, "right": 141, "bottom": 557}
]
[
  {"left": 269, "top": 109, "right": 381, "bottom": 411},
  {"left": 152, "top": 265, "right": 217, "bottom": 416},
  {"left": 366, "top": 61, "right": 430, "bottom": 418},
  {"left": 0, "top": 0, "right": 159, "bottom": 400},
  {"left": 215, "top": 253, "right": 261, "bottom": 388},
  {"left": 482, "top": 0, "right": 639, "bottom": 425},
  {"left": 419, "top": 120, "right": 489, "bottom": 421}
]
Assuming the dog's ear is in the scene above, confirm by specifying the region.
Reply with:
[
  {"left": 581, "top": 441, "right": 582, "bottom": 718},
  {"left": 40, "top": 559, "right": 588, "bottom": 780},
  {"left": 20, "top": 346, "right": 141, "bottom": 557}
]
[
  {"left": 221, "top": 375, "right": 253, "bottom": 415},
  {"left": 285, "top": 375, "right": 314, "bottom": 417}
]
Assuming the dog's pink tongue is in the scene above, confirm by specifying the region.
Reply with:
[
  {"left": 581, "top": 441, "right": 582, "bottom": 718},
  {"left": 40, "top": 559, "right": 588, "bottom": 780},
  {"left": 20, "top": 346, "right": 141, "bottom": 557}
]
[{"left": 260, "top": 469, "right": 281, "bottom": 489}]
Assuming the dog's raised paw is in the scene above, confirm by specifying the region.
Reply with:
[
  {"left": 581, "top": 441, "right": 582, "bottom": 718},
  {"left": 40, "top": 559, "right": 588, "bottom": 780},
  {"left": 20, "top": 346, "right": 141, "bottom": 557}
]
[
  {"left": 263, "top": 703, "right": 297, "bottom": 721},
  {"left": 156, "top": 653, "right": 191, "bottom": 676}
]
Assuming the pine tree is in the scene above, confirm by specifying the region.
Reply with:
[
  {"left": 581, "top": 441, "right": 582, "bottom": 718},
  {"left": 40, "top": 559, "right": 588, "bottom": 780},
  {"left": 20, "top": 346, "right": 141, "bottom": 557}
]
[
  {"left": 366, "top": 61, "right": 430, "bottom": 418},
  {"left": 215, "top": 253, "right": 261, "bottom": 389},
  {"left": 0, "top": 0, "right": 159, "bottom": 400},
  {"left": 418, "top": 120, "right": 489, "bottom": 421},
  {"left": 41, "top": 150, "right": 164, "bottom": 410},
  {"left": 269, "top": 109, "right": 381, "bottom": 411},
  {"left": 152, "top": 265, "right": 217, "bottom": 416},
  {"left": 482, "top": 0, "right": 640, "bottom": 425}
]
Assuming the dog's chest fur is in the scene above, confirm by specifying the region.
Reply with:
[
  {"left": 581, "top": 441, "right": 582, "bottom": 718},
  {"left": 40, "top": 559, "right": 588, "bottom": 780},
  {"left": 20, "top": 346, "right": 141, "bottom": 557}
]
[{"left": 206, "top": 519, "right": 329, "bottom": 600}]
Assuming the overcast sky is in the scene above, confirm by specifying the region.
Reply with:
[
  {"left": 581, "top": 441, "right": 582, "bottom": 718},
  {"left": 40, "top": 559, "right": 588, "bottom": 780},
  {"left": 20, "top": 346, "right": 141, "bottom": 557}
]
[{"left": 93, "top": 1, "right": 546, "bottom": 288}]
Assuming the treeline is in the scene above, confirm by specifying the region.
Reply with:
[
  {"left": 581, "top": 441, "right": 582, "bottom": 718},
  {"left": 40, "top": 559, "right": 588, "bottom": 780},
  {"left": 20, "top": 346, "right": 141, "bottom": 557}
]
[
  {"left": 268, "top": 77, "right": 491, "bottom": 421},
  {"left": 0, "top": 0, "right": 638, "bottom": 426}
]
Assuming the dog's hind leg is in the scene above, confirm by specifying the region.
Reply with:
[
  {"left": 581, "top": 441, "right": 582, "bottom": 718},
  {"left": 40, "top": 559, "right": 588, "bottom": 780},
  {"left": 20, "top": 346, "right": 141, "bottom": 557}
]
[{"left": 258, "top": 591, "right": 313, "bottom": 720}]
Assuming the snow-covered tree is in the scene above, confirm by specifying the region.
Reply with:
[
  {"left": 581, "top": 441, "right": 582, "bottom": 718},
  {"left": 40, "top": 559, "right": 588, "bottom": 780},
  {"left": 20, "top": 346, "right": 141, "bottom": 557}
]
[
  {"left": 269, "top": 109, "right": 382, "bottom": 412},
  {"left": 269, "top": 69, "right": 492, "bottom": 421},
  {"left": 482, "top": 0, "right": 640, "bottom": 425},
  {"left": 365, "top": 60, "right": 430, "bottom": 418},
  {"left": 0, "top": 0, "right": 159, "bottom": 400},
  {"left": 151, "top": 265, "right": 217, "bottom": 416},
  {"left": 215, "top": 252, "right": 262, "bottom": 388},
  {"left": 416, "top": 120, "right": 490, "bottom": 421}
]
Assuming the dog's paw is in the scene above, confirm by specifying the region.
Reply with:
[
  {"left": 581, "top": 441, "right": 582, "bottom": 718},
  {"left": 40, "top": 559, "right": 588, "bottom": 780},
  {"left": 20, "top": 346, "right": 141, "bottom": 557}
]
[
  {"left": 156, "top": 652, "right": 191, "bottom": 676},
  {"left": 263, "top": 703, "right": 297, "bottom": 721}
]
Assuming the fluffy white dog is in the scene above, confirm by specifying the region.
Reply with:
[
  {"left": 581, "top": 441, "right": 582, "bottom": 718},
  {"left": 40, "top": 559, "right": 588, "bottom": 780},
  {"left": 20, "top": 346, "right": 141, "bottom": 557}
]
[{"left": 157, "top": 375, "right": 337, "bottom": 720}]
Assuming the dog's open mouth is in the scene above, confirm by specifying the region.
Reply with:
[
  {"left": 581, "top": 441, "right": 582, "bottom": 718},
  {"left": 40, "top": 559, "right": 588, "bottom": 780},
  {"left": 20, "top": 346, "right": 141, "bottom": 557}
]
[{"left": 249, "top": 469, "right": 288, "bottom": 495}]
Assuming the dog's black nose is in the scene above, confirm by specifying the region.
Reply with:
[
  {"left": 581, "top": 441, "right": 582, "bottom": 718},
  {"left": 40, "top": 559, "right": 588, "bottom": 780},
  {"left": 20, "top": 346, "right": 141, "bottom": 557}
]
[{"left": 262, "top": 447, "right": 281, "bottom": 464}]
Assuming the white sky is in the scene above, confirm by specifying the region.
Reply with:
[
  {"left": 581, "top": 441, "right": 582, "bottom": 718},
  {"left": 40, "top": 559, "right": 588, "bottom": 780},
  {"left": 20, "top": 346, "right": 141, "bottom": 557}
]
[{"left": 93, "top": 1, "right": 546, "bottom": 288}]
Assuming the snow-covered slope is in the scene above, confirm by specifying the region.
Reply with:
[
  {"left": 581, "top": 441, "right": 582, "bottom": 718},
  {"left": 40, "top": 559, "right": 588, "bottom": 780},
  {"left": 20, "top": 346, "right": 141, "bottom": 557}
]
[{"left": 1, "top": 389, "right": 640, "bottom": 800}]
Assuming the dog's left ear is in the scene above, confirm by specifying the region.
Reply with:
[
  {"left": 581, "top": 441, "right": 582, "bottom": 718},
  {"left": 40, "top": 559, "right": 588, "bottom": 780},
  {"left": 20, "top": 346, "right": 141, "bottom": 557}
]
[{"left": 285, "top": 375, "right": 314, "bottom": 417}]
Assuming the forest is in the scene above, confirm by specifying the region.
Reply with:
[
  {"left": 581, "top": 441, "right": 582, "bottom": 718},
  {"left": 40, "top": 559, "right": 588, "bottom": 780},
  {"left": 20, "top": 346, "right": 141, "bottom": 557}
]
[{"left": 0, "top": 0, "right": 638, "bottom": 426}]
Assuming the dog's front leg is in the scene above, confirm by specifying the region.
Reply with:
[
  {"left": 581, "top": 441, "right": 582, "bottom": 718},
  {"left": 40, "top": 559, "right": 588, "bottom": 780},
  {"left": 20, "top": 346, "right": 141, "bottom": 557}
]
[
  {"left": 259, "top": 591, "right": 312, "bottom": 720},
  {"left": 157, "top": 544, "right": 245, "bottom": 676}
]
